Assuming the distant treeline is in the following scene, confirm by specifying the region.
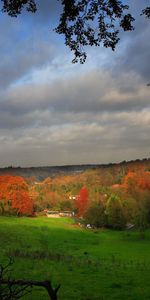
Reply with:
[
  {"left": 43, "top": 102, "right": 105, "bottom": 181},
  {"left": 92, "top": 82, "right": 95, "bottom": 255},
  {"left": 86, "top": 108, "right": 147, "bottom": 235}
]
[{"left": 0, "top": 157, "right": 149, "bottom": 181}]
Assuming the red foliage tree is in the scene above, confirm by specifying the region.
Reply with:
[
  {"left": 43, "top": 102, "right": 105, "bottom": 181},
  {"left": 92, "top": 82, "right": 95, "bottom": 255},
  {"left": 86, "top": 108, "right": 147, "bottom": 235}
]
[
  {"left": 0, "top": 175, "right": 33, "bottom": 216},
  {"left": 76, "top": 187, "right": 89, "bottom": 217}
]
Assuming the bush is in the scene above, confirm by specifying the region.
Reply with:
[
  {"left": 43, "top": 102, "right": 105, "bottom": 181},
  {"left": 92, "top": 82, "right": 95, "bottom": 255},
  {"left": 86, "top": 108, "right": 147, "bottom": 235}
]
[
  {"left": 84, "top": 201, "right": 107, "bottom": 228},
  {"left": 105, "top": 194, "right": 126, "bottom": 230}
]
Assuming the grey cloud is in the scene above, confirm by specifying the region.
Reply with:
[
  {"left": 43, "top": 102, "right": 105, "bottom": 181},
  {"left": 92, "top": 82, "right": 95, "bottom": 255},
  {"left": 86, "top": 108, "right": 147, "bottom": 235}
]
[
  {"left": 0, "top": 32, "right": 56, "bottom": 88},
  {"left": 97, "top": 0, "right": 150, "bottom": 82},
  {"left": 0, "top": 7, "right": 59, "bottom": 89},
  {"left": 119, "top": 25, "right": 150, "bottom": 81},
  {"left": 1, "top": 70, "right": 149, "bottom": 121},
  {"left": 113, "top": 1, "right": 150, "bottom": 81},
  {"left": 0, "top": 112, "right": 149, "bottom": 167}
]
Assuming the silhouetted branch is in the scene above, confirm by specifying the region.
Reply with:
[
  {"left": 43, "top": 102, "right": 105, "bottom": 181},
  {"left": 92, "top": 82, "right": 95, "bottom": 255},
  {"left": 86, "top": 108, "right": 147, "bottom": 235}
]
[
  {"left": 0, "top": 258, "right": 60, "bottom": 300},
  {"left": 1, "top": 280, "right": 60, "bottom": 300}
]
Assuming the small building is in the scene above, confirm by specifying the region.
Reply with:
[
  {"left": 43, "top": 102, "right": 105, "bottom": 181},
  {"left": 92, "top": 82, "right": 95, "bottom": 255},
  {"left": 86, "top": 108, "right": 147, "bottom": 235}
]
[{"left": 45, "top": 210, "right": 73, "bottom": 218}]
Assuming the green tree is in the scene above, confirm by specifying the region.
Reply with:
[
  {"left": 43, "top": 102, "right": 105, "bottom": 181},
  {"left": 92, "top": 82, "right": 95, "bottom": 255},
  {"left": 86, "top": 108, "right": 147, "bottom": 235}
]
[
  {"left": 84, "top": 200, "right": 107, "bottom": 228},
  {"left": 122, "top": 197, "right": 138, "bottom": 224},
  {"left": 135, "top": 206, "right": 148, "bottom": 239},
  {"left": 105, "top": 194, "right": 126, "bottom": 229}
]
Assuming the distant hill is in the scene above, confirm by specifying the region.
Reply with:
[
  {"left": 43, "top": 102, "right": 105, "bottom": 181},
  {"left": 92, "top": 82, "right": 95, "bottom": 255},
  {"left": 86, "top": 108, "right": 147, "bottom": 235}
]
[
  {"left": 0, "top": 165, "right": 98, "bottom": 181},
  {"left": 0, "top": 158, "right": 149, "bottom": 181}
]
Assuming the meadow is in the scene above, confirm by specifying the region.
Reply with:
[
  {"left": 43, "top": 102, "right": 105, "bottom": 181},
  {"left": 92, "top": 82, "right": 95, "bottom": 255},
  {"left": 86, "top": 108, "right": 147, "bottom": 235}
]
[{"left": 0, "top": 216, "right": 150, "bottom": 300}]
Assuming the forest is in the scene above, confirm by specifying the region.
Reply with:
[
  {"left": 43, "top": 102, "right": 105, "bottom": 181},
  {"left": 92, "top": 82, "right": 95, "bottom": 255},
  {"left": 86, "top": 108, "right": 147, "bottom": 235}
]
[{"left": 0, "top": 158, "right": 150, "bottom": 232}]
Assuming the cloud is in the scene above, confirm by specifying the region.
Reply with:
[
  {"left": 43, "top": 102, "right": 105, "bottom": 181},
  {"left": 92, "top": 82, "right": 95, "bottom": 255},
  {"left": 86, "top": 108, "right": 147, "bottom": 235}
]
[
  {"left": 112, "top": 1, "right": 150, "bottom": 82},
  {"left": 1, "top": 69, "right": 149, "bottom": 119},
  {"left": 0, "top": 2, "right": 60, "bottom": 89},
  {"left": 0, "top": 67, "right": 149, "bottom": 166},
  {"left": 0, "top": 107, "right": 149, "bottom": 167},
  {"left": 0, "top": 0, "right": 150, "bottom": 166}
]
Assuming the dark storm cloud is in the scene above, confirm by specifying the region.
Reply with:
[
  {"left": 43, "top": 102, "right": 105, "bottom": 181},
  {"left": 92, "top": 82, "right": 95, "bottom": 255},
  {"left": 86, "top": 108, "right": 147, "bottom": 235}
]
[
  {"left": 0, "top": 1, "right": 60, "bottom": 89},
  {"left": 116, "top": 22, "right": 150, "bottom": 81},
  {"left": 112, "top": 0, "right": 150, "bottom": 82},
  {"left": 0, "top": 36, "right": 56, "bottom": 88}
]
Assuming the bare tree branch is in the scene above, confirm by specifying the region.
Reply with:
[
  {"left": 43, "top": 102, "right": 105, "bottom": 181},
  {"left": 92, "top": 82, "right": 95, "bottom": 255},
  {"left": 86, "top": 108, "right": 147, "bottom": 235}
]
[
  {"left": 1, "top": 280, "right": 60, "bottom": 300},
  {"left": 0, "top": 258, "right": 60, "bottom": 300}
]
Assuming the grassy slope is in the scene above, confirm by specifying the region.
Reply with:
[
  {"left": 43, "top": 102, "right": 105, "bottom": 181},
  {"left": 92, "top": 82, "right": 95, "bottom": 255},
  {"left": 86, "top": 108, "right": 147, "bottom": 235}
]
[{"left": 0, "top": 216, "right": 150, "bottom": 300}]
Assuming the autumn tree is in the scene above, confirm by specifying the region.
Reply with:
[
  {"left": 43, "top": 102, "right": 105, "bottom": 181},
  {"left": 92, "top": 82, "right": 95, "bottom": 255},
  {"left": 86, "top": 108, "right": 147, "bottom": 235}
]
[
  {"left": 75, "top": 186, "right": 89, "bottom": 217},
  {"left": 0, "top": 175, "right": 33, "bottom": 216},
  {"left": 120, "top": 170, "right": 150, "bottom": 233},
  {"left": 1, "top": 0, "right": 149, "bottom": 63},
  {"left": 34, "top": 190, "right": 62, "bottom": 212},
  {"left": 123, "top": 170, "right": 150, "bottom": 215}
]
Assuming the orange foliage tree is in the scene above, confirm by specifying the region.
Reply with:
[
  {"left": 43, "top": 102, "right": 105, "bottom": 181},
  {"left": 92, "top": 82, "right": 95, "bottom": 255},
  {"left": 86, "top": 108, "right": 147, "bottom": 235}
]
[
  {"left": 123, "top": 170, "right": 150, "bottom": 193},
  {"left": 122, "top": 170, "right": 150, "bottom": 230},
  {"left": 0, "top": 175, "right": 33, "bottom": 216}
]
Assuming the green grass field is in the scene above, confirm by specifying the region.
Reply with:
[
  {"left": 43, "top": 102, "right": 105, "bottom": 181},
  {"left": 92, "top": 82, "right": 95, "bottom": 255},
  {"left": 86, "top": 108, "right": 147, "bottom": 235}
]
[{"left": 0, "top": 216, "right": 150, "bottom": 300}]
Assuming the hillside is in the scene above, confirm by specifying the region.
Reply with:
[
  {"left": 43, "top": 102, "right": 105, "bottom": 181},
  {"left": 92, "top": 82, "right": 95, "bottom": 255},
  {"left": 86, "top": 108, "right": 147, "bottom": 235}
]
[
  {"left": 0, "top": 158, "right": 149, "bottom": 181},
  {"left": 1, "top": 217, "right": 150, "bottom": 300}
]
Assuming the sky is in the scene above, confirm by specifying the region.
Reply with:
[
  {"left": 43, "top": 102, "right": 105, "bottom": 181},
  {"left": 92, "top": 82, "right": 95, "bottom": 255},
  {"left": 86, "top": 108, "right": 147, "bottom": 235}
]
[{"left": 0, "top": 0, "right": 150, "bottom": 167}]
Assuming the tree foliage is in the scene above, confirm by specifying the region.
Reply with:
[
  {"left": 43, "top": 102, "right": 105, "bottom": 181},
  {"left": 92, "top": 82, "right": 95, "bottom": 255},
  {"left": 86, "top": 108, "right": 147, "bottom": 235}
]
[
  {"left": 123, "top": 170, "right": 150, "bottom": 196},
  {"left": 0, "top": 175, "right": 33, "bottom": 216},
  {"left": 56, "top": 0, "right": 135, "bottom": 63},
  {"left": 1, "top": 0, "right": 37, "bottom": 16},
  {"left": 0, "top": 161, "right": 150, "bottom": 231},
  {"left": 84, "top": 200, "right": 106, "bottom": 227},
  {"left": 0, "top": 0, "right": 149, "bottom": 63},
  {"left": 75, "top": 186, "right": 89, "bottom": 217},
  {"left": 105, "top": 194, "right": 126, "bottom": 229}
]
